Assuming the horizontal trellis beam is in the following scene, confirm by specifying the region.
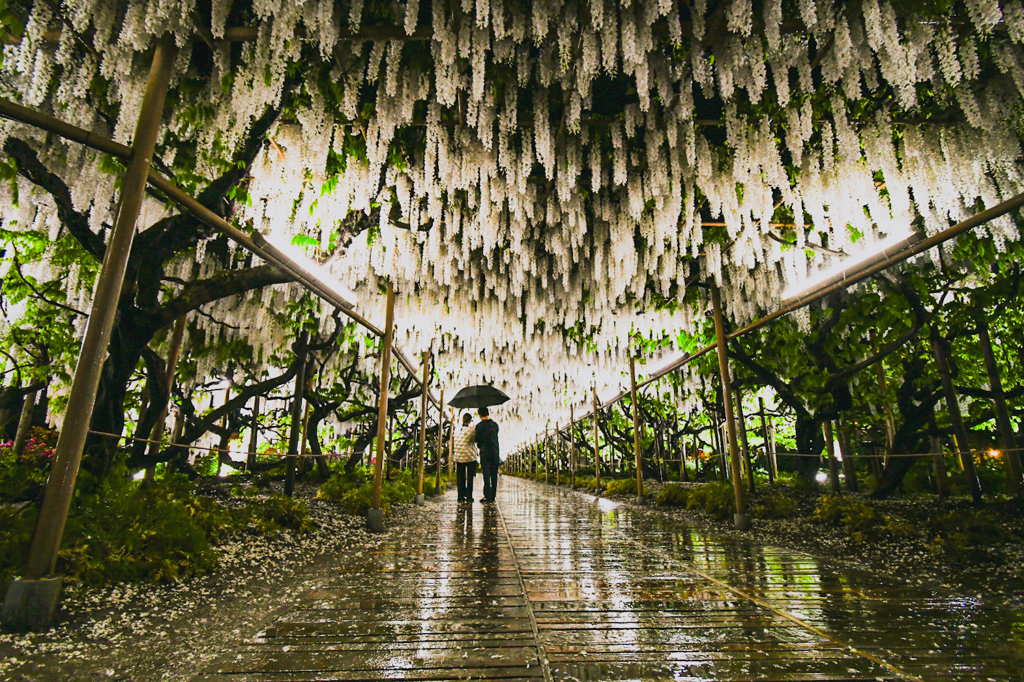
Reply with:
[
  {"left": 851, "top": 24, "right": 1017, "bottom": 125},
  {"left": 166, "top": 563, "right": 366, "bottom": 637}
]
[
  {"left": 0, "top": 97, "right": 449, "bottom": 418},
  {"left": 555, "top": 190, "right": 1024, "bottom": 436}
]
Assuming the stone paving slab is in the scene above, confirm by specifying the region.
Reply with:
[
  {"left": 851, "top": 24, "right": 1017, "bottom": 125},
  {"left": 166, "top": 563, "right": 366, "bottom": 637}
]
[{"left": 201, "top": 477, "right": 1024, "bottom": 681}]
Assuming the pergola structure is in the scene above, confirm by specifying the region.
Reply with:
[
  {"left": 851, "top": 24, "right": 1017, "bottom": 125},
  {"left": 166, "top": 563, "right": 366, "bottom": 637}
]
[{"left": 1, "top": 0, "right": 1023, "bottom": 630}]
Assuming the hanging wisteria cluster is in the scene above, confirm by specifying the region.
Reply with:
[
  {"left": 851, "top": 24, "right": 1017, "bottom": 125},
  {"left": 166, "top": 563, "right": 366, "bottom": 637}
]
[{"left": 2, "top": 0, "right": 1024, "bottom": 446}]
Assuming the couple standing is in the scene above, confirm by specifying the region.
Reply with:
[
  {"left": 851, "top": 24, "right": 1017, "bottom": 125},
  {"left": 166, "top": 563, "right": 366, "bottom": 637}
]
[{"left": 453, "top": 407, "right": 500, "bottom": 503}]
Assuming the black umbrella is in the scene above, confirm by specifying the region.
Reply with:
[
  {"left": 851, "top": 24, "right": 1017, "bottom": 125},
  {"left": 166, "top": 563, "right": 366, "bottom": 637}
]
[{"left": 448, "top": 385, "right": 511, "bottom": 409}]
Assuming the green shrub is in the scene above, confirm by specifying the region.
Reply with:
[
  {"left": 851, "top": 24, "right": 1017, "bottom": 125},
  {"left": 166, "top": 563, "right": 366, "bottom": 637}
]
[
  {"left": 316, "top": 470, "right": 365, "bottom": 502},
  {"left": 811, "top": 494, "right": 855, "bottom": 526},
  {"left": 774, "top": 471, "right": 813, "bottom": 492},
  {"left": 925, "top": 510, "right": 1011, "bottom": 563},
  {"left": 1, "top": 468, "right": 326, "bottom": 589},
  {"left": 57, "top": 472, "right": 225, "bottom": 585},
  {"left": 321, "top": 469, "right": 418, "bottom": 517},
  {"left": 334, "top": 481, "right": 377, "bottom": 516},
  {"left": 604, "top": 478, "right": 639, "bottom": 496},
  {"left": 811, "top": 494, "right": 914, "bottom": 544},
  {"left": 656, "top": 484, "right": 690, "bottom": 507},
  {"left": 0, "top": 504, "right": 37, "bottom": 590},
  {"left": 686, "top": 483, "right": 736, "bottom": 520},
  {"left": 244, "top": 494, "right": 316, "bottom": 535},
  {"left": 751, "top": 494, "right": 798, "bottom": 519},
  {"left": 423, "top": 476, "right": 448, "bottom": 497}
]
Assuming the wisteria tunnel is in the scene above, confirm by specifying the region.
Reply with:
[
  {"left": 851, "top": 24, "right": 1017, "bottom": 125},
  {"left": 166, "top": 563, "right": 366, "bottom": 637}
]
[{"left": 1, "top": 0, "right": 1024, "bottom": 679}]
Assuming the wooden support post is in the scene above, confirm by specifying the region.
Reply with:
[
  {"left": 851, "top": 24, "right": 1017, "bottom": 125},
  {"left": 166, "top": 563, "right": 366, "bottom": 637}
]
[
  {"left": 555, "top": 424, "right": 561, "bottom": 485},
  {"left": 711, "top": 405, "right": 725, "bottom": 481},
  {"left": 930, "top": 331, "right": 982, "bottom": 504},
  {"left": 12, "top": 389, "right": 38, "bottom": 457},
  {"left": 758, "top": 398, "right": 774, "bottom": 484},
  {"left": 434, "top": 387, "right": 444, "bottom": 493},
  {"left": 654, "top": 422, "right": 663, "bottom": 483},
  {"left": 284, "top": 332, "right": 309, "bottom": 497},
  {"left": 680, "top": 439, "right": 688, "bottom": 482},
  {"left": 544, "top": 427, "right": 549, "bottom": 483},
  {"left": 824, "top": 420, "right": 842, "bottom": 494},
  {"left": 217, "top": 384, "right": 232, "bottom": 471},
  {"left": 931, "top": 435, "right": 948, "bottom": 499},
  {"left": 711, "top": 285, "right": 749, "bottom": 530},
  {"left": 868, "top": 440, "right": 883, "bottom": 480},
  {"left": 570, "top": 405, "right": 577, "bottom": 489},
  {"left": 628, "top": 355, "right": 645, "bottom": 500},
  {"left": 170, "top": 408, "right": 184, "bottom": 447},
  {"left": 297, "top": 374, "right": 314, "bottom": 477},
  {"left": 448, "top": 408, "right": 455, "bottom": 482},
  {"left": 368, "top": 280, "right": 396, "bottom": 530},
  {"left": 977, "top": 319, "right": 1022, "bottom": 495},
  {"left": 15, "top": 37, "right": 177, "bottom": 595},
  {"left": 386, "top": 412, "right": 394, "bottom": 480},
  {"left": 246, "top": 395, "right": 260, "bottom": 471},
  {"left": 870, "top": 330, "right": 898, "bottom": 457},
  {"left": 164, "top": 407, "right": 185, "bottom": 476},
  {"left": 836, "top": 419, "right": 858, "bottom": 492},
  {"left": 415, "top": 352, "right": 430, "bottom": 503},
  {"left": 735, "top": 390, "right": 754, "bottom": 495},
  {"left": 593, "top": 386, "right": 601, "bottom": 492}
]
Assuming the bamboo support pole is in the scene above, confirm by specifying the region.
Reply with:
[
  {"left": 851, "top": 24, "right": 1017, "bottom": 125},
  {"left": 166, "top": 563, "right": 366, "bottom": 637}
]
[
  {"left": 386, "top": 412, "right": 394, "bottom": 480},
  {"left": 297, "top": 374, "right": 314, "bottom": 477},
  {"left": 977, "top": 319, "right": 1022, "bottom": 494},
  {"left": 836, "top": 420, "right": 859, "bottom": 493},
  {"left": 448, "top": 408, "right": 455, "bottom": 481},
  {"left": 435, "top": 387, "right": 444, "bottom": 492},
  {"left": 870, "top": 330, "right": 898, "bottom": 457},
  {"left": 654, "top": 422, "right": 665, "bottom": 482},
  {"left": 824, "top": 420, "right": 842, "bottom": 494},
  {"left": 20, "top": 37, "right": 177, "bottom": 583},
  {"left": 570, "top": 405, "right": 577, "bottom": 489},
  {"left": 246, "top": 395, "right": 260, "bottom": 471},
  {"left": 593, "top": 386, "right": 601, "bottom": 491},
  {"left": 930, "top": 332, "right": 982, "bottom": 504},
  {"left": 415, "top": 352, "right": 430, "bottom": 501},
  {"left": 676, "top": 413, "right": 686, "bottom": 482},
  {"left": 284, "top": 332, "right": 308, "bottom": 497},
  {"left": 711, "top": 285, "right": 749, "bottom": 529},
  {"left": 735, "top": 390, "right": 754, "bottom": 494},
  {"left": 628, "top": 355, "right": 644, "bottom": 499},
  {"left": 758, "top": 398, "right": 774, "bottom": 484},
  {"left": 555, "top": 424, "right": 561, "bottom": 485},
  {"left": 544, "top": 427, "right": 549, "bottom": 483},
  {"left": 931, "top": 435, "right": 949, "bottom": 499},
  {"left": 369, "top": 281, "right": 396, "bottom": 523},
  {"left": 145, "top": 315, "right": 187, "bottom": 481},
  {"left": 216, "top": 385, "right": 232, "bottom": 468},
  {"left": 12, "top": 389, "right": 38, "bottom": 456}
]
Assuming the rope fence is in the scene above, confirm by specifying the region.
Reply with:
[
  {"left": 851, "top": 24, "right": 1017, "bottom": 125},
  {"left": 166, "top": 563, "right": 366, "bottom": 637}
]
[
  {"left": 93, "top": 429, "right": 1012, "bottom": 467},
  {"left": 523, "top": 448, "right": 1020, "bottom": 461},
  {"left": 87, "top": 429, "right": 352, "bottom": 462}
]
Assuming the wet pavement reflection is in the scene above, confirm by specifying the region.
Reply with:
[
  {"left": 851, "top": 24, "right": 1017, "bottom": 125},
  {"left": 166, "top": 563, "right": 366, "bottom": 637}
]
[{"left": 202, "top": 478, "right": 1024, "bottom": 680}]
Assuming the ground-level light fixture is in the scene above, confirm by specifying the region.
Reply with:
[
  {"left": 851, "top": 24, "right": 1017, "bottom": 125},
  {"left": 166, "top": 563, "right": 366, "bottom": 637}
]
[{"left": 781, "top": 229, "right": 921, "bottom": 307}]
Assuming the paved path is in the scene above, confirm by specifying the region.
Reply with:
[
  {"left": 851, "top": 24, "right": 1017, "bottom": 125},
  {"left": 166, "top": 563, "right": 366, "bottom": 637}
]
[{"left": 201, "top": 477, "right": 1024, "bottom": 681}]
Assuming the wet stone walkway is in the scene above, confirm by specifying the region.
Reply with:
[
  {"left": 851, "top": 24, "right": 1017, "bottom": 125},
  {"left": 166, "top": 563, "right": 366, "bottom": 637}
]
[{"left": 201, "top": 477, "right": 1024, "bottom": 681}]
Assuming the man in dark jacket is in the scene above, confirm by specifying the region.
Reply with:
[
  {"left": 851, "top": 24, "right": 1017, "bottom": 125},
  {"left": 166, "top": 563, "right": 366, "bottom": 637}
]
[{"left": 475, "top": 407, "right": 500, "bottom": 502}]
